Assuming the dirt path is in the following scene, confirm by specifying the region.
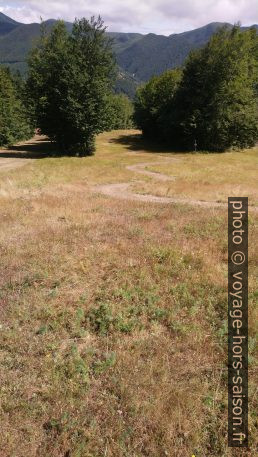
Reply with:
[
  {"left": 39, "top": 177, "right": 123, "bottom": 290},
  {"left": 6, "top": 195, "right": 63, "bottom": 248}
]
[
  {"left": 1, "top": 136, "right": 256, "bottom": 211},
  {"left": 126, "top": 160, "right": 177, "bottom": 181},
  {"left": 94, "top": 182, "right": 229, "bottom": 208},
  {"left": 95, "top": 157, "right": 258, "bottom": 210}
]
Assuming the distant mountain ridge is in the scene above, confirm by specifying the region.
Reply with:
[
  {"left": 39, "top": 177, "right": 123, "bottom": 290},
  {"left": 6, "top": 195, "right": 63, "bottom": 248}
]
[
  {"left": 0, "top": 12, "right": 20, "bottom": 36},
  {"left": 0, "top": 13, "right": 257, "bottom": 96}
]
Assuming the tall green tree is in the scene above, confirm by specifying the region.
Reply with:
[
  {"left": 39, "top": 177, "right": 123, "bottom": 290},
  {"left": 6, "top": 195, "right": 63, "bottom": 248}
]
[
  {"left": 0, "top": 67, "right": 32, "bottom": 147},
  {"left": 104, "top": 94, "right": 134, "bottom": 130},
  {"left": 169, "top": 26, "right": 258, "bottom": 151},
  {"left": 27, "top": 17, "right": 115, "bottom": 155},
  {"left": 26, "top": 21, "right": 70, "bottom": 149},
  {"left": 134, "top": 69, "right": 182, "bottom": 140}
]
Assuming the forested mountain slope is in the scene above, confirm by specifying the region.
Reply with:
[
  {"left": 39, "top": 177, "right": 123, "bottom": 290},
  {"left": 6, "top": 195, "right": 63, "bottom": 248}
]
[{"left": 0, "top": 13, "right": 257, "bottom": 96}]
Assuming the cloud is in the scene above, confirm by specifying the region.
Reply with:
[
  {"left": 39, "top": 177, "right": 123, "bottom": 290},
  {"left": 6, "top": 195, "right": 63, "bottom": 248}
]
[{"left": 0, "top": 0, "right": 257, "bottom": 34}]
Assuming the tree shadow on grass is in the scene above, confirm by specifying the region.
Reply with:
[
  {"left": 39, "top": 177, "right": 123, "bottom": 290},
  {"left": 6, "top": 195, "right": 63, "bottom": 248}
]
[
  {"left": 0, "top": 136, "right": 87, "bottom": 159},
  {"left": 0, "top": 137, "right": 59, "bottom": 159},
  {"left": 109, "top": 132, "right": 185, "bottom": 154}
]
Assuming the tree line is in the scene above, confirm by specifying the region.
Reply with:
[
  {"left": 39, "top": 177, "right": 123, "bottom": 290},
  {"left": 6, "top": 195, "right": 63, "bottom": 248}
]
[
  {"left": 0, "top": 20, "right": 257, "bottom": 153},
  {"left": 0, "top": 67, "right": 33, "bottom": 146},
  {"left": 0, "top": 17, "right": 134, "bottom": 152},
  {"left": 134, "top": 25, "right": 258, "bottom": 151}
]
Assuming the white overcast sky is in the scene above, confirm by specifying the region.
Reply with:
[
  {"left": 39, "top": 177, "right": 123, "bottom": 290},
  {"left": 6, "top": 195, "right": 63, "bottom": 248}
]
[{"left": 0, "top": 0, "right": 257, "bottom": 35}]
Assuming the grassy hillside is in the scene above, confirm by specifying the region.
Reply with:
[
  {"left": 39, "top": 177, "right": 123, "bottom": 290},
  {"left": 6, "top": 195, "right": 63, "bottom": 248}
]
[{"left": 0, "top": 130, "right": 257, "bottom": 456}]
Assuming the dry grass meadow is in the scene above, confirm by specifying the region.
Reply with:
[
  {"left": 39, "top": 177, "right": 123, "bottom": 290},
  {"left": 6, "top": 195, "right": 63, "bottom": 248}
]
[{"left": 0, "top": 130, "right": 257, "bottom": 457}]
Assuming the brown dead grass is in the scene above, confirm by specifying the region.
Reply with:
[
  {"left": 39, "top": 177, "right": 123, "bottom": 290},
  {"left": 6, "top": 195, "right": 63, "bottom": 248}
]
[
  {"left": 131, "top": 148, "right": 258, "bottom": 206},
  {"left": 0, "top": 130, "right": 257, "bottom": 457}
]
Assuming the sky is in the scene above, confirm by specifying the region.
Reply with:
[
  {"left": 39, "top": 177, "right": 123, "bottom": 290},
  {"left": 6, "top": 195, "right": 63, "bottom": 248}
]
[{"left": 0, "top": 0, "right": 257, "bottom": 35}]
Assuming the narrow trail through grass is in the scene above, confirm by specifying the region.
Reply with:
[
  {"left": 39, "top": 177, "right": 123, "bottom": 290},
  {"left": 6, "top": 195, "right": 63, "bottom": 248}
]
[
  {"left": 94, "top": 151, "right": 258, "bottom": 210},
  {"left": 0, "top": 130, "right": 257, "bottom": 456},
  {"left": 94, "top": 181, "right": 230, "bottom": 207},
  {"left": 1, "top": 132, "right": 257, "bottom": 210}
]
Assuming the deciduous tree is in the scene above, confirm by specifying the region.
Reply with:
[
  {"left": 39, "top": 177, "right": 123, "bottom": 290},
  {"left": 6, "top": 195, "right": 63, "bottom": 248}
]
[
  {"left": 27, "top": 17, "right": 115, "bottom": 155},
  {"left": 0, "top": 67, "right": 32, "bottom": 146}
]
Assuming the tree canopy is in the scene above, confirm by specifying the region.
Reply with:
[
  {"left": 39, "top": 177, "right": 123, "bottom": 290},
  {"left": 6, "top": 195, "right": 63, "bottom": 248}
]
[
  {"left": 104, "top": 94, "right": 134, "bottom": 130},
  {"left": 0, "top": 67, "right": 32, "bottom": 147},
  {"left": 27, "top": 17, "right": 115, "bottom": 155},
  {"left": 134, "top": 69, "right": 182, "bottom": 140},
  {"left": 134, "top": 26, "right": 258, "bottom": 152}
]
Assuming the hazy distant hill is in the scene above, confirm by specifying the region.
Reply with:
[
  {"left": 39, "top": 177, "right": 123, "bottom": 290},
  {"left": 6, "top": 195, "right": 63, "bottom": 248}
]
[
  {"left": 0, "top": 12, "right": 20, "bottom": 36},
  {"left": 0, "top": 13, "right": 257, "bottom": 96}
]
